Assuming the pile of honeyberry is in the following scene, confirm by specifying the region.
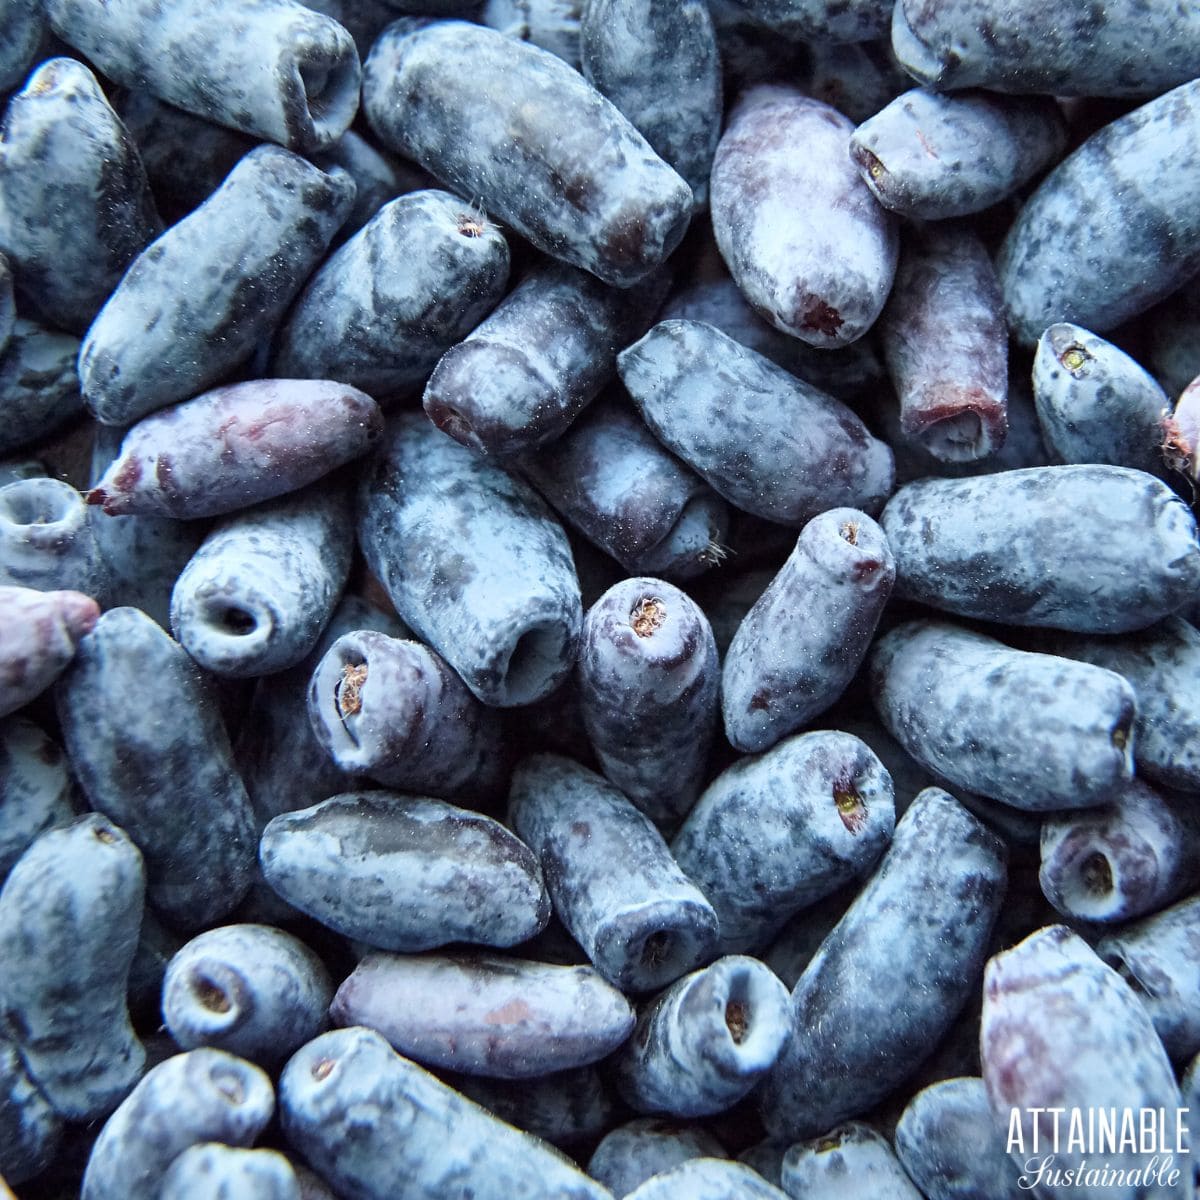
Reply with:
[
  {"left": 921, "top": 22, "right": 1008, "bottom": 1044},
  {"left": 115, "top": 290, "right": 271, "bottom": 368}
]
[{"left": 1, "top": 0, "right": 1199, "bottom": 1197}]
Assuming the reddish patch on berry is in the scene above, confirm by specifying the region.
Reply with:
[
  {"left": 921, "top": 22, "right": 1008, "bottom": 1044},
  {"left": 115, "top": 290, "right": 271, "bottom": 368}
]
[
  {"left": 484, "top": 998, "right": 534, "bottom": 1025},
  {"left": 916, "top": 128, "right": 940, "bottom": 159},
  {"left": 115, "top": 455, "right": 144, "bottom": 490},
  {"left": 801, "top": 299, "right": 844, "bottom": 337},
  {"left": 1161, "top": 410, "right": 1194, "bottom": 479}
]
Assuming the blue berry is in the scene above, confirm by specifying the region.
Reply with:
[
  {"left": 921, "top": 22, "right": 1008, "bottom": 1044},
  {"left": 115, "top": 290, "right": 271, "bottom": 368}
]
[
  {"left": 509, "top": 753, "right": 720, "bottom": 991},
  {"left": 170, "top": 487, "right": 353, "bottom": 677},
  {"left": 260, "top": 792, "right": 550, "bottom": 951},
  {"left": 280, "top": 1025, "right": 614, "bottom": 1198},
  {"left": 0, "top": 814, "right": 144, "bottom": 1121},
  {"left": 612, "top": 955, "right": 790, "bottom": 1117},
  {"left": 45, "top": 0, "right": 361, "bottom": 151},
  {"left": 331, "top": 951, "right": 634, "bottom": 1079},
  {"left": 56, "top": 607, "right": 258, "bottom": 929},
  {"left": 82, "top": 1049, "right": 275, "bottom": 1200},
  {"left": 161, "top": 923, "right": 333, "bottom": 1068},
  {"left": 363, "top": 20, "right": 691, "bottom": 287}
]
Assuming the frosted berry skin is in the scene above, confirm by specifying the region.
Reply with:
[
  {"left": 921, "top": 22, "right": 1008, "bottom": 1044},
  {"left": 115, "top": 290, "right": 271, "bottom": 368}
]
[
  {"left": 710, "top": 85, "right": 898, "bottom": 348},
  {"left": 44, "top": 0, "right": 360, "bottom": 152},
  {"left": 612, "top": 956, "right": 789, "bottom": 1118},
  {"left": 0, "top": 60, "right": 161, "bottom": 335},
  {"left": 482, "top": 0, "right": 583, "bottom": 68},
  {"left": 161, "top": 924, "right": 332, "bottom": 1068},
  {"left": 625, "top": 1159, "right": 789, "bottom": 1200},
  {"left": 0, "top": 814, "right": 144, "bottom": 1121},
  {"left": 588, "top": 1120, "right": 726, "bottom": 1199},
  {"left": 0, "top": 1028, "right": 62, "bottom": 1186},
  {"left": 236, "top": 596, "right": 406, "bottom": 831},
  {"left": 159, "top": 1145, "right": 300, "bottom": 1200},
  {"left": 87, "top": 424, "right": 205, "bottom": 630},
  {"left": 870, "top": 621, "right": 1135, "bottom": 812},
  {"left": 448, "top": 1066, "right": 614, "bottom": 1148},
  {"left": 307, "top": 631, "right": 506, "bottom": 801},
  {"left": 88, "top": 379, "right": 383, "bottom": 519},
  {"left": 260, "top": 792, "right": 549, "bottom": 951},
  {"left": 0, "top": 477, "right": 108, "bottom": 599},
  {"left": 580, "top": 0, "right": 721, "bottom": 210},
  {"left": 671, "top": 731, "right": 895, "bottom": 955},
  {"left": 363, "top": 20, "right": 692, "bottom": 288},
  {"left": 0, "top": 586, "right": 98, "bottom": 718},
  {"left": 1031, "top": 619, "right": 1200, "bottom": 792},
  {"left": 82, "top": 1049, "right": 276, "bottom": 1200},
  {"left": 55, "top": 607, "right": 258, "bottom": 929},
  {"left": 0, "top": 718, "right": 75, "bottom": 881},
  {"left": 331, "top": 952, "right": 634, "bottom": 1078},
  {"left": 722, "top": 509, "right": 895, "bottom": 754},
  {"left": 170, "top": 488, "right": 352, "bottom": 678},
  {"left": 618, "top": 320, "right": 895, "bottom": 526},
  {"left": 356, "top": 413, "right": 582, "bottom": 708},
  {"left": 520, "top": 396, "right": 729, "bottom": 581},
  {"left": 1033, "top": 323, "right": 1170, "bottom": 478},
  {"left": 1097, "top": 896, "right": 1200, "bottom": 1064},
  {"left": 892, "top": 0, "right": 1200, "bottom": 97},
  {"left": 0, "top": 0, "right": 43, "bottom": 92},
  {"left": 280, "top": 1027, "right": 612, "bottom": 1200},
  {"left": 895, "top": 1078, "right": 1023, "bottom": 1200},
  {"left": 290, "top": 1159, "right": 348, "bottom": 1199},
  {"left": 981, "top": 927, "right": 1189, "bottom": 1200},
  {"left": 881, "top": 224, "right": 1008, "bottom": 463},
  {"left": 79, "top": 147, "right": 356, "bottom": 426},
  {"left": 577, "top": 578, "right": 719, "bottom": 828},
  {"left": 424, "top": 261, "right": 667, "bottom": 460},
  {"left": 850, "top": 89, "right": 1066, "bottom": 220},
  {"left": 781, "top": 1124, "right": 924, "bottom": 1200},
  {"left": 760, "top": 789, "right": 1006, "bottom": 1142},
  {"left": 508, "top": 754, "right": 720, "bottom": 992},
  {"left": 999, "top": 80, "right": 1200, "bottom": 345},
  {"left": 880, "top": 466, "right": 1200, "bottom": 633},
  {"left": 1039, "top": 779, "right": 1197, "bottom": 926},
  {"left": 273, "top": 190, "right": 511, "bottom": 401}
]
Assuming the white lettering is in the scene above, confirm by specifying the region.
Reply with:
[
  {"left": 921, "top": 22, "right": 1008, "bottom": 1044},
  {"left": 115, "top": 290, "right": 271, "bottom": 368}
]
[{"left": 1007, "top": 1108, "right": 1025, "bottom": 1155}]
